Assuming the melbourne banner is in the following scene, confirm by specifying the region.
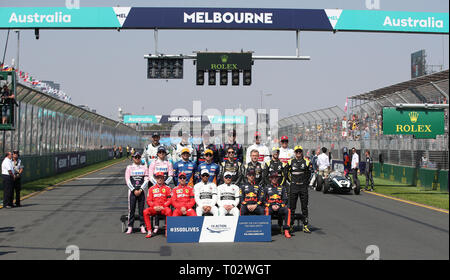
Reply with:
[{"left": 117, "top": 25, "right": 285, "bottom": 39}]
[
  {"left": 382, "top": 108, "right": 445, "bottom": 139},
  {"left": 0, "top": 7, "right": 447, "bottom": 34},
  {"left": 166, "top": 216, "right": 271, "bottom": 243},
  {"left": 123, "top": 115, "right": 246, "bottom": 124}
]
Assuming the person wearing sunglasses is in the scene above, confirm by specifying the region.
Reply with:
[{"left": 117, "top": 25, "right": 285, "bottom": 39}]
[
  {"left": 285, "top": 145, "right": 311, "bottom": 234},
  {"left": 196, "top": 149, "right": 220, "bottom": 184},
  {"left": 148, "top": 146, "right": 174, "bottom": 187},
  {"left": 264, "top": 171, "right": 292, "bottom": 238},
  {"left": 194, "top": 169, "right": 219, "bottom": 216},
  {"left": 171, "top": 172, "right": 197, "bottom": 216},
  {"left": 219, "top": 147, "right": 242, "bottom": 185},
  {"left": 173, "top": 148, "right": 197, "bottom": 187},
  {"left": 143, "top": 172, "right": 173, "bottom": 238},
  {"left": 219, "top": 130, "right": 243, "bottom": 163},
  {"left": 217, "top": 171, "right": 240, "bottom": 216},
  {"left": 124, "top": 152, "right": 149, "bottom": 234}
]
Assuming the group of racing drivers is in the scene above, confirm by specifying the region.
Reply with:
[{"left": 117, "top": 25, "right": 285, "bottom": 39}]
[{"left": 125, "top": 130, "right": 313, "bottom": 239}]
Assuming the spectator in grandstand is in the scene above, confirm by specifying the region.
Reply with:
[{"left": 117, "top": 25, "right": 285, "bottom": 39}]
[
  {"left": 12, "top": 150, "right": 23, "bottom": 207},
  {"left": 351, "top": 147, "right": 360, "bottom": 187},
  {"left": 364, "top": 150, "right": 374, "bottom": 191},
  {"left": 219, "top": 130, "right": 243, "bottom": 163},
  {"left": 421, "top": 155, "right": 428, "bottom": 168}
]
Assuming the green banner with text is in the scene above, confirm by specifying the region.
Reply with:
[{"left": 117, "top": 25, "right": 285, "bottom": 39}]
[{"left": 382, "top": 108, "right": 445, "bottom": 139}]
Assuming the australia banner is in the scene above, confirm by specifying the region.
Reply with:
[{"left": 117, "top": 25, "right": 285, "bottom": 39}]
[{"left": 0, "top": 7, "right": 447, "bottom": 34}]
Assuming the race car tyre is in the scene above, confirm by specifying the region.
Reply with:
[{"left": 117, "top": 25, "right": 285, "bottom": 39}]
[{"left": 316, "top": 175, "right": 323, "bottom": 192}]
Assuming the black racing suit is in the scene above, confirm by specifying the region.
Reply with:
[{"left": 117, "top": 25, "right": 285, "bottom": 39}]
[
  {"left": 241, "top": 161, "right": 265, "bottom": 187},
  {"left": 262, "top": 160, "right": 287, "bottom": 187},
  {"left": 263, "top": 184, "right": 291, "bottom": 230},
  {"left": 219, "top": 160, "right": 242, "bottom": 185},
  {"left": 285, "top": 157, "right": 311, "bottom": 225},
  {"left": 239, "top": 182, "right": 264, "bottom": 215},
  {"left": 220, "top": 142, "right": 244, "bottom": 163}
]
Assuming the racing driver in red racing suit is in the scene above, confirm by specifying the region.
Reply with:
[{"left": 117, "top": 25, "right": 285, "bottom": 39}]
[
  {"left": 143, "top": 172, "right": 172, "bottom": 238},
  {"left": 171, "top": 172, "right": 197, "bottom": 216}
]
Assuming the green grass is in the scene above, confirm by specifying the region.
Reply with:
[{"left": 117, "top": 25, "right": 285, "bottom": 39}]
[
  {"left": 0, "top": 157, "right": 128, "bottom": 202},
  {"left": 359, "top": 175, "right": 449, "bottom": 210}
]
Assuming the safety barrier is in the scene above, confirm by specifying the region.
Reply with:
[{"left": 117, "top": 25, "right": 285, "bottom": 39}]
[
  {"left": 1, "top": 149, "right": 117, "bottom": 185},
  {"left": 373, "top": 162, "right": 448, "bottom": 192}
]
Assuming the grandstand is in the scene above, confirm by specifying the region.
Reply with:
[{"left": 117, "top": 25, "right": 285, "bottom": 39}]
[{"left": 279, "top": 69, "right": 449, "bottom": 187}]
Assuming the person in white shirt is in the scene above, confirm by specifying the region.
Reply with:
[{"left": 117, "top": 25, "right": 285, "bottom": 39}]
[
  {"left": 317, "top": 147, "right": 331, "bottom": 179},
  {"left": 351, "top": 147, "right": 361, "bottom": 186},
  {"left": 172, "top": 132, "right": 196, "bottom": 163},
  {"left": 2, "top": 152, "right": 15, "bottom": 208},
  {"left": 278, "top": 136, "right": 294, "bottom": 164},
  {"left": 194, "top": 169, "right": 219, "bottom": 216},
  {"left": 217, "top": 172, "right": 240, "bottom": 216},
  {"left": 245, "top": 132, "right": 270, "bottom": 164},
  {"left": 12, "top": 150, "right": 24, "bottom": 207}
]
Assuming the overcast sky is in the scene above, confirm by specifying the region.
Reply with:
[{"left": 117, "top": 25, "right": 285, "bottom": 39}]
[{"left": 1, "top": 0, "right": 448, "bottom": 121}]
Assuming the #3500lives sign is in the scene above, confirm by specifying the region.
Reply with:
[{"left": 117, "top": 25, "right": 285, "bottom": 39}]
[
  {"left": 167, "top": 216, "right": 271, "bottom": 243},
  {"left": 382, "top": 108, "right": 445, "bottom": 139}
]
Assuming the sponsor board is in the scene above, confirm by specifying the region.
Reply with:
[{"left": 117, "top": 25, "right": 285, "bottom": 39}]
[
  {"left": 382, "top": 108, "right": 445, "bottom": 139},
  {"left": 167, "top": 216, "right": 271, "bottom": 243},
  {"left": 55, "top": 152, "right": 87, "bottom": 173}
]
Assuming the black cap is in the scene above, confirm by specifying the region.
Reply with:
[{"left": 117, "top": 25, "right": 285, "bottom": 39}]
[
  {"left": 157, "top": 146, "right": 166, "bottom": 153},
  {"left": 133, "top": 152, "right": 141, "bottom": 158},
  {"left": 152, "top": 132, "right": 160, "bottom": 138},
  {"left": 13, "top": 150, "right": 19, "bottom": 155}
]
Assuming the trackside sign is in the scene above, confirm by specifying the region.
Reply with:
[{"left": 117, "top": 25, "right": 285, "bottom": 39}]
[{"left": 382, "top": 108, "right": 445, "bottom": 139}]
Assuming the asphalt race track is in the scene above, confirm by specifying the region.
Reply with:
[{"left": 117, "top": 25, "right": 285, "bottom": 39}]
[{"left": 0, "top": 160, "right": 448, "bottom": 260}]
